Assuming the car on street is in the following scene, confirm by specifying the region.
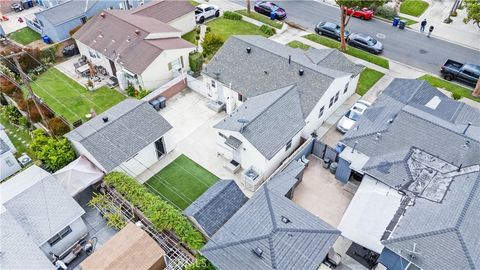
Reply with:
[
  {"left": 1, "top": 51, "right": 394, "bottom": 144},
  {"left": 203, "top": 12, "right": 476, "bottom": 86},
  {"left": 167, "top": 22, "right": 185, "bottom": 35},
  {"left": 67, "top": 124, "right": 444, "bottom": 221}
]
[
  {"left": 346, "top": 7, "right": 374, "bottom": 20},
  {"left": 347, "top": 33, "right": 383, "bottom": 54},
  {"left": 315, "top": 22, "right": 350, "bottom": 41},
  {"left": 195, "top": 4, "right": 220, "bottom": 24},
  {"left": 441, "top": 59, "right": 480, "bottom": 86},
  {"left": 254, "top": 1, "right": 287, "bottom": 20},
  {"left": 337, "top": 100, "right": 371, "bottom": 133}
]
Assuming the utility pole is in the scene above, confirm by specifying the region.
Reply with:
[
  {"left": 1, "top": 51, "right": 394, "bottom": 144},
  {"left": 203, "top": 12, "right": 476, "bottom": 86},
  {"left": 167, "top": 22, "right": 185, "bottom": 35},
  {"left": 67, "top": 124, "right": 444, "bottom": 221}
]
[{"left": 6, "top": 52, "right": 52, "bottom": 136}]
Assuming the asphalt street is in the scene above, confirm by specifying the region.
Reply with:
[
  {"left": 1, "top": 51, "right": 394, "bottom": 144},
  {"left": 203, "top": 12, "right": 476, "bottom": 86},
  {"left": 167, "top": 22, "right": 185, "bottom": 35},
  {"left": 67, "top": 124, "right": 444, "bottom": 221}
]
[{"left": 236, "top": 1, "right": 480, "bottom": 75}]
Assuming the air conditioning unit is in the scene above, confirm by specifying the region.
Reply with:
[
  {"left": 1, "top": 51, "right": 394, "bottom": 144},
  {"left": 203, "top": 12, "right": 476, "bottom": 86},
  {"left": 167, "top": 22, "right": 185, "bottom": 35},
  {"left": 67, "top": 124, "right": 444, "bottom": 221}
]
[{"left": 17, "top": 153, "right": 32, "bottom": 167}]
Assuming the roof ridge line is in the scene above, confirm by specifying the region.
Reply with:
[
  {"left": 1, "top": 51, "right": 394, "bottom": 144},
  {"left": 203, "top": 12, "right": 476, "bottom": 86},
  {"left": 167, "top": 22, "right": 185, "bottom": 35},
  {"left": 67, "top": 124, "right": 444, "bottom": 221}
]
[
  {"left": 201, "top": 234, "right": 270, "bottom": 252},
  {"left": 198, "top": 181, "right": 235, "bottom": 212},
  {"left": 454, "top": 229, "right": 476, "bottom": 269},
  {"left": 456, "top": 173, "right": 480, "bottom": 228},
  {"left": 264, "top": 187, "right": 278, "bottom": 230},
  {"left": 268, "top": 234, "right": 277, "bottom": 269},
  {"left": 276, "top": 227, "right": 340, "bottom": 234},
  {"left": 363, "top": 158, "right": 407, "bottom": 171},
  {"left": 383, "top": 227, "right": 457, "bottom": 244}
]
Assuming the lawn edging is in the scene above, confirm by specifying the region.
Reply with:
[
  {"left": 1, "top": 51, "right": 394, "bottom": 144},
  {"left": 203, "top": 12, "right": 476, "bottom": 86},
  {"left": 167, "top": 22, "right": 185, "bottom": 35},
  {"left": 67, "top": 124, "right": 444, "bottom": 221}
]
[
  {"left": 303, "top": 34, "right": 390, "bottom": 69},
  {"left": 7, "top": 27, "right": 41, "bottom": 45},
  {"left": 235, "top": 9, "right": 283, "bottom": 29},
  {"left": 418, "top": 74, "right": 480, "bottom": 102},
  {"left": 356, "top": 68, "right": 385, "bottom": 96}
]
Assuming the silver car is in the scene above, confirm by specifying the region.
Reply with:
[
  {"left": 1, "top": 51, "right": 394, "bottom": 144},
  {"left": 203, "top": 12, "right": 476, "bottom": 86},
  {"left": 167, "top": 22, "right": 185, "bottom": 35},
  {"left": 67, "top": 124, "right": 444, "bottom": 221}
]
[
  {"left": 337, "top": 100, "right": 371, "bottom": 133},
  {"left": 347, "top": 33, "right": 384, "bottom": 54}
]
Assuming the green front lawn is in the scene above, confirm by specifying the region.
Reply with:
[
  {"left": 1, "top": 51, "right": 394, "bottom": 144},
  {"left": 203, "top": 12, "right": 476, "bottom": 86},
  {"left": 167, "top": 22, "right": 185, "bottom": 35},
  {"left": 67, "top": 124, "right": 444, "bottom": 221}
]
[
  {"left": 30, "top": 68, "right": 126, "bottom": 124},
  {"left": 182, "top": 29, "right": 198, "bottom": 45},
  {"left": 356, "top": 68, "right": 385, "bottom": 96},
  {"left": 303, "top": 34, "right": 390, "bottom": 69},
  {"left": 235, "top": 10, "right": 283, "bottom": 29},
  {"left": 287, "top": 40, "right": 310, "bottom": 50},
  {"left": 7, "top": 27, "right": 41, "bottom": 45},
  {"left": 400, "top": 0, "right": 429, "bottom": 17},
  {"left": 207, "top": 17, "right": 272, "bottom": 41},
  {"left": 144, "top": 155, "right": 219, "bottom": 210},
  {"left": 0, "top": 114, "right": 35, "bottom": 158},
  {"left": 418, "top": 75, "right": 480, "bottom": 102},
  {"left": 399, "top": 16, "right": 418, "bottom": 26}
]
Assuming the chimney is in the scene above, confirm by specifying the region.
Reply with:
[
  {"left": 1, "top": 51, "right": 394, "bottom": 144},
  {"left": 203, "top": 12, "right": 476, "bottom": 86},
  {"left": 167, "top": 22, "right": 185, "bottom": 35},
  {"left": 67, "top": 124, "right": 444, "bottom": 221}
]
[
  {"left": 288, "top": 55, "right": 291, "bottom": 64},
  {"left": 102, "top": 117, "right": 109, "bottom": 123},
  {"left": 100, "top": 12, "right": 105, "bottom": 18},
  {"left": 299, "top": 69, "right": 304, "bottom": 76},
  {"left": 246, "top": 47, "right": 251, "bottom": 53}
]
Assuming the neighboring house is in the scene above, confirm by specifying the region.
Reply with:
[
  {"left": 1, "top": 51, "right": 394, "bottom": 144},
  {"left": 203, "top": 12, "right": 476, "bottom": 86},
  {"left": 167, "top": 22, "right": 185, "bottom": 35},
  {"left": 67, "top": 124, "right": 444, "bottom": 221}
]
[
  {"left": 184, "top": 179, "right": 248, "bottom": 238},
  {"left": 81, "top": 222, "right": 167, "bottom": 270},
  {"left": 201, "top": 182, "right": 341, "bottom": 270},
  {"left": 205, "top": 35, "right": 362, "bottom": 182},
  {"left": 0, "top": 125, "right": 21, "bottom": 181},
  {"left": 36, "top": 0, "right": 64, "bottom": 9},
  {"left": 335, "top": 79, "right": 480, "bottom": 269},
  {"left": 73, "top": 1, "right": 195, "bottom": 91},
  {"left": 0, "top": 165, "right": 88, "bottom": 258},
  {"left": 65, "top": 99, "right": 174, "bottom": 178}
]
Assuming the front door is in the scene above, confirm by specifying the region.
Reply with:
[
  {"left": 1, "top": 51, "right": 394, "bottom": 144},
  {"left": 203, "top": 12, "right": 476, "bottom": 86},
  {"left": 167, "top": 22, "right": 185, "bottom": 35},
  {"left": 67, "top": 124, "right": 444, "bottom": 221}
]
[
  {"left": 109, "top": 59, "right": 117, "bottom": 76},
  {"left": 154, "top": 137, "right": 166, "bottom": 159}
]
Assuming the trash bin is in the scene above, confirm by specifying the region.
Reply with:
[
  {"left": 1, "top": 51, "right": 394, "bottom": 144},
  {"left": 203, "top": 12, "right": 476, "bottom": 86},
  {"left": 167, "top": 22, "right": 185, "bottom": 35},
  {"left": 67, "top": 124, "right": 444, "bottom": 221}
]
[
  {"left": 398, "top": 20, "right": 406, "bottom": 30},
  {"left": 329, "top": 162, "right": 338, "bottom": 174},
  {"left": 270, "top": 11, "right": 276, "bottom": 20},
  {"left": 41, "top": 35, "right": 52, "bottom": 44},
  {"left": 157, "top": 96, "right": 167, "bottom": 109},
  {"left": 392, "top": 17, "right": 400, "bottom": 27},
  {"left": 322, "top": 158, "right": 331, "bottom": 169}
]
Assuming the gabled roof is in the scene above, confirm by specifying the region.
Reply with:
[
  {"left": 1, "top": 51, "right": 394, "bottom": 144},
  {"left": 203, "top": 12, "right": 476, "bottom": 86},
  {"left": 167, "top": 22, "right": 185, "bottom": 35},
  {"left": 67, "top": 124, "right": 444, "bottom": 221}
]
[
  {"left": 2, "top": 166, "right": 85, "bottom": 246},
  {"left": 131, "top": 0, "right": 195, "bottom": 23},
  {"left": 35, "top": 0, "right": 99, "bottom": 26},
  {"left": 305, "top": 48, "right": 363, "bottom": 75},
  {"left": 383, "top": 171, "right": 480, "bottom": 270},
  {"left": 65, "top": 99, "right": 173, "bottom": 172},
  {"left": 201, "top": 184, "right": 340, "bottom": 270},
  {"left": 73, "top": 9, "right": 194, "bottom": 74},
  {"left": 214, "top": 85, "right": 305, "bottom": 159},
  {"left": 184, "top": 180, "right": 247, "bottom": 237},
  {"left": 267, "top": 159, "right": 306, "bottom": 196},
  {"left": 204, "top": 35, "right": 358, "bottom": 118},
  {"left": 0, "top": 211, "right": 55, "bottom": 270}
]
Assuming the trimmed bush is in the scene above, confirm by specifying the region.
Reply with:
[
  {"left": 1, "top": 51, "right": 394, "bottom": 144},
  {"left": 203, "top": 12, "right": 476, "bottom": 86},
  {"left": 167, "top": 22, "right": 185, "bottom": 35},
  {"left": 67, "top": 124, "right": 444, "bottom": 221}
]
[
  {"left": 47, "top": 117, "right": 71, "bottom": 136},
  {"left": 451, "top": 92, "right": 462, "bottom": 100},
  {"left": 189, "top": 52, "right": 204, "bottom": 73},
  {"left": 375, "top": 6, "right": 398, "bottom": 20},
  {"left": 259, "top": 25, "right": 276, "bottom": 36},
  {"left": 30, "top": 129, "right": 76, "bottom": 171},
  {"left": 202, "top": 33, "right": 224, "bottom": 57},
  {"left": 103, "top": 172, "right": 206, "bottom": 250},
  {"left": 224, "top": 11, "right": 242, "bottom": 20}
]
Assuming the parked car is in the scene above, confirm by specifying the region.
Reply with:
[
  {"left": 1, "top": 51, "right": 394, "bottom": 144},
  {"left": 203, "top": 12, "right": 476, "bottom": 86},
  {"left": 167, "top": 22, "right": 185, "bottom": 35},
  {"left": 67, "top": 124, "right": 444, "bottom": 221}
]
[
  {"left": 440, "top": 59, "right": 480, "bottom": 86},
  {"left": 195, "top": 4, "right": 220, "bottom": 24},
  {"left": 346, "top": 7, "right": 374, "bottom": 20},
  {"left": 315, "top": 22, "right": 350, "bottom": 41},
  {"left": 347, "top": 33, "right": 383, "bottom": 54},
  {"left": 337, "top": 100, "right": 371, "bottom": 133},
  {"left": 254, "top": 1, "right": 286, "bottom": 20},
  {"left": 11, "top": 3, "right": 24, "bottom": 12}
]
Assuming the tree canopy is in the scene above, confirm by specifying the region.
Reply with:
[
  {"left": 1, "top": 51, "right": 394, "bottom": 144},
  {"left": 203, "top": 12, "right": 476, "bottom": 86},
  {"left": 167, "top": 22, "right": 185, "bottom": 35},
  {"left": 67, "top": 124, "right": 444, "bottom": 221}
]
[{"left": 463, "top": 0, "right": 480, "bottom": 28}]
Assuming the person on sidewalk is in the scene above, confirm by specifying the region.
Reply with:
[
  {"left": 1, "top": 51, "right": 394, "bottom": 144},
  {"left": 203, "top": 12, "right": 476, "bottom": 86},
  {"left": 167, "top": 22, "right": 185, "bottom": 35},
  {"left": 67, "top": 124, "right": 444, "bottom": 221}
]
[
  {"left": 420, "top": 19, "right": 427, "bottom": 32},
  {"left": 427, "top": 25, "right": 434, "bottom": 37}
]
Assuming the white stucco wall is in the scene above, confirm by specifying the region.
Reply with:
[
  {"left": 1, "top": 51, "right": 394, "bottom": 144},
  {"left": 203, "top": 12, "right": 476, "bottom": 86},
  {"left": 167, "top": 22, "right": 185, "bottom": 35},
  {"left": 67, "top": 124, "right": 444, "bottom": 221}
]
[
  {"left": 75, "top": 40, "right": 121, "bottom": 78},
  {"left": 40, "top": 217, "right": 88, "bottom": 257},
  {"left": 167, "top": 11, "right": 196, "bottom": 35},
  {"left": 70, "top": 140, "right": 107, "bottom": 172}
]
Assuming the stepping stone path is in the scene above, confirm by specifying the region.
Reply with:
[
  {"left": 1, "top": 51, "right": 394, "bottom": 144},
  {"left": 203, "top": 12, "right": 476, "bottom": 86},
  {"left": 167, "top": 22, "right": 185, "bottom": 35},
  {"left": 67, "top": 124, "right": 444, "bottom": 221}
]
[{"left": 3, "top": 127, "right": 30, "bottom": 150}]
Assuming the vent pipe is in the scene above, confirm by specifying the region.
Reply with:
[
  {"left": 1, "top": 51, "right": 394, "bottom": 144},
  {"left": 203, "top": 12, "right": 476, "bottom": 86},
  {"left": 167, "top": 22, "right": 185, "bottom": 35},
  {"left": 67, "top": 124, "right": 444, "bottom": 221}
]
[
  {"left": 102, "top": 117, "right": 109, "bottom": 123},
  {"left": 252, "top": 248, "right": 263, "bottom": 258},
  {"left": 351, "top": 141, "right": 358, "bottom": 153},
  {"left": 462, "top": 122, "right": 472, "bottom": 134},
  {"left": 100, "top": 12, "right": 105, "bottom": 18},
  {"left": 134, "top": 29, "right": 140, "bottom": 35},
  {"left": 288, "top": 55, "right": 291, "bottom": 64},
  {"left": 246, "top": 47, "right": 251, "bottom": 53},
  {"left": 375, "top": 132, "right": 381, "bottom": 141},
  {"left": 299, "top": 69, "right": 304, "bottom": 76}
]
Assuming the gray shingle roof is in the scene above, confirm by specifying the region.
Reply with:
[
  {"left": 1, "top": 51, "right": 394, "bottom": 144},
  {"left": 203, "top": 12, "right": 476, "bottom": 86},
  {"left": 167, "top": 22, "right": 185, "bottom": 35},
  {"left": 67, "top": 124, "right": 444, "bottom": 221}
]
[
  {"left": 204, "top": 35, "right": 356, "bottom": 118},
  {"left": 383, "top": 171, "right": 480, "bottom": 270},
  {"left": 65, "top": 99, "right": 173, "bottom": 172},
  {"left": 3, "top": 174, "right": 85, "bottom": 246},
  {"left": 305, "top": 48, "right": 363, "bottom": 75},
  {"left": 0, "top": 138, "right": 10, "bottom": 155},
  {"left": 184, "top": 180, "right": 247, "bottom": 237},
  {"left": 36, "top": 0, "right": 98, "bottom": 25},
  {"left": 201, "top": 185, "right": 340, "bottom": 270},
  {"left": 131, "top": 0, "right": 196, "bottom": 23},
  {"left": 215, "top": 85, "right": 305, "bottom": 159},
  {"left": 268, "top": 159, "right": 306, "bottom": 196},
  {"left": 0, "top": 211, "right": 55, "bottom": 270}
]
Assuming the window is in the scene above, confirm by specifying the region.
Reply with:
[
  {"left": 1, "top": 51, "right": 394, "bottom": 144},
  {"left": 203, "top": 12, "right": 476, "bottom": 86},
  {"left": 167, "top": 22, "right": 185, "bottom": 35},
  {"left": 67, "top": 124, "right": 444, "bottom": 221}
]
[
  {"left": 318, "top": 106, "right": 325, "bottom": 118},
  {"left": 344, "top": 82, "right": 349, "bottom": 93},
  {"left": 218, "top": 132, "right": 227, "bottom": 139},
  {"left": 47, "top": 226, "right": 72, "bottom": 246},
  {"left": 329, "top": 96, "right": 335, "bottom": 108},
  {"left": 80, "top": 16, "right": 87, "bottom": 24},
  {"left": 211, "top": 80, "right": 216, "bottom": 88},
  {"left": 334, "top": 91, "right": 340, "bottom": 102},
  {"left": 285, "top": 140, "right": 292, "bottom": 151}
]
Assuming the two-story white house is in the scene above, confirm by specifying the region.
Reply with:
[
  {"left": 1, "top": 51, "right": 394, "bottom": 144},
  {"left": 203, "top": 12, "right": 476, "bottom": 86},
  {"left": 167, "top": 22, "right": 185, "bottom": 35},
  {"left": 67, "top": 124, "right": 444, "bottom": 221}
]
[{"left": 204, "top": 36, "right": 363, "bottom": 183}]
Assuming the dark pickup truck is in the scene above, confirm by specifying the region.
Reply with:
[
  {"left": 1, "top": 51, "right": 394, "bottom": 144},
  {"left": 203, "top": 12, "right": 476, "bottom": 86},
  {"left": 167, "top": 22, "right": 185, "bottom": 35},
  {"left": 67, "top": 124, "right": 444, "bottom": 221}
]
[{"left": 440, "top": 59, "right": 480, "bottom": 86}]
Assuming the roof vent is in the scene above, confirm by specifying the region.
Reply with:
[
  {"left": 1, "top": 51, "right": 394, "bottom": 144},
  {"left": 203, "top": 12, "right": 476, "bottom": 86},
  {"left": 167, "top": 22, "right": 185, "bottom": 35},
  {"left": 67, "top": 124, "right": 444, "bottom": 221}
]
[
  {"left": 288, "top": 55, "right": 291, "bottom": 64},
  {"left": 100, "top": 12, "right": 105, "bottom": 18},
  {"left": 375, "top": 132, "right": 381, "bottom": 141},
  {"left": 462, "top": 122, "right": 472, "bottom": 134},
  {"left": 264, "top": 70, "right": 268, "bottom": 75},
  {"left": 135, "top": 29, "right": 140, "bottom": 35},
  {"left": 213, "top": 72, "right": 220, "bottom": 79},
  {"left": 281, "top": 216, "right": 291, "bottom": 224},
  {"left": 299, "top": 69, "right": 304, "bottom": 76},
  {"left": 102, "top": 117, "right": 109, "bottom": 123},
  {"left": 246, "top": 47, "right": 251, "bottom": 53},
  {"left": 252, "top": 247, "right": 263, "bottom": 258}
]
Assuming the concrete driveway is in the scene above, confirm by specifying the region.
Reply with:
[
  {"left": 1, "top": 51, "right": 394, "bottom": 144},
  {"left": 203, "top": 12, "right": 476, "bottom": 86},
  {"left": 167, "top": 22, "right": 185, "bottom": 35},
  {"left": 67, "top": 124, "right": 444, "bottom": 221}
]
[{"left": 1, "top": 6, "right": 41, "bottom": 34}]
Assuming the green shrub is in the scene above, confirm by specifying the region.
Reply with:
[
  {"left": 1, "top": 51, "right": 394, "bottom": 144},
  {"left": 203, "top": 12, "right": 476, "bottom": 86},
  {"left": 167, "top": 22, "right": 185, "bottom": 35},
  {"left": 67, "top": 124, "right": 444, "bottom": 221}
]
[
  {"left": 451, "top": 92, "right": 462, "bottom": 100},
  {"left": 103, "top": 172, "right": 206, "bottom": 250},
  {"left": 47, "top": 117, "right": 71, "bottom": 136},
  {"left": 375, "top": 6, "right": 398, "bottom": 20},
  {"left": 224, "top": 11, "right": 242, "bottom": 20},
  {"left": 2, "top": 105, "right": 22, "bottom": 125},
  {"left": 189, "top": 52, "right": 204, "bottom": 73},
  {"left": 185, "top": 256, "right": 215, "bottom": 270},
  {"left": 30, "top": 129, "right": 76, "bottom": 171},
  {"left": 451, "top": 10, "right": 458, "bottom": 17},
  {"left": 259, "top": 24, "right": 276, "bottom": 36},
  {"left": 206, "top": 26, "right": 211, "bottom": 33},
  {"left": 202, "top": 33, "right": 224, "bottom": 57}
]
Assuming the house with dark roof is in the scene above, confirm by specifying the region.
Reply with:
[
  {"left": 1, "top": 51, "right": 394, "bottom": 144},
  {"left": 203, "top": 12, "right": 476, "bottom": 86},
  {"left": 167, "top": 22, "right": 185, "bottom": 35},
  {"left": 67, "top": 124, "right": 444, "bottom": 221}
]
[
  {"left": 73, "top": 0, "right": 196, "bottom": 91},
  {"left": 333, "top": 79, "right": 480, "bottom": 270},
  {"left": 65, "top": 99, "right": 174, "bottom": 177},
  {"left": 207, "top": 36, "right": 363, "bottom": 183},
  {"left": 0, "top": 165, "right": 88, "bottom": 265},
  {"left": 200, "top": 182, "right": 340, "bottom": 270},
  {"left": 183, "top": 179, "right": 248, "bottom": 237}
]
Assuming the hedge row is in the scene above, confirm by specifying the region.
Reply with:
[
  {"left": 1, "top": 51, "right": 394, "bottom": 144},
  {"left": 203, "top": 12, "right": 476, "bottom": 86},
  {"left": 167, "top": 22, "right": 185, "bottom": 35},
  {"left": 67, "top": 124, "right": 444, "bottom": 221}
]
[{"left": 103, "top": 172, "right": 205, "bottom": 250}]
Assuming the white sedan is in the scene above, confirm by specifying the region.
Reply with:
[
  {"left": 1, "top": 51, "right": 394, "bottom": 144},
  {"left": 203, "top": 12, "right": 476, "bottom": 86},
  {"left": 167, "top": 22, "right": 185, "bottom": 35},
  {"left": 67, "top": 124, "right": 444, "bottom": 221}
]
[
  {"left": 195, "top": 4, "right": 220, "bottom": 24},
  {"left": 337, "top": 100, "right": 371, "bottom": 133}
]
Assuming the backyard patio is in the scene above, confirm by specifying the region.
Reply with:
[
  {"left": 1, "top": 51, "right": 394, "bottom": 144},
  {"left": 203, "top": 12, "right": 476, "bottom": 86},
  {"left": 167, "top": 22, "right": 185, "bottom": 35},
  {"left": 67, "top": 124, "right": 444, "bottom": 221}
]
[{"left": 144, "top": 154, "right": 219, "bottom": 210}]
